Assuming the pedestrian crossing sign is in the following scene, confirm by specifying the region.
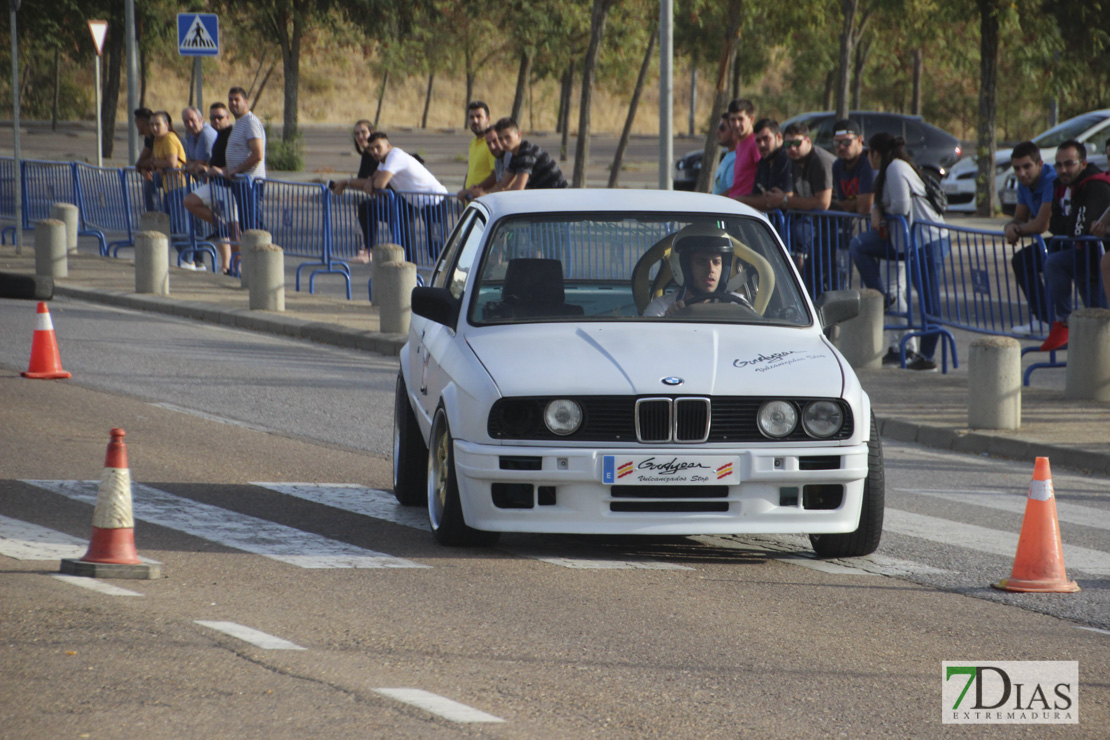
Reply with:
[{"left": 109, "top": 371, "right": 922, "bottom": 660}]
[{"left": 178, "top": 13, "right": 219, "bottom": 57}]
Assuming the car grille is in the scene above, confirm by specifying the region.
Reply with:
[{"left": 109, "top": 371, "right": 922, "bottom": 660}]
[{"left": 488, "top": 396, "right": 854, "bottom": 443}]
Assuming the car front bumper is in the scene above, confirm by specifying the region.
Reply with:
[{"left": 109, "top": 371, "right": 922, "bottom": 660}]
[{"left": 452, "top": 440, "right": 869, "bottom": 535}]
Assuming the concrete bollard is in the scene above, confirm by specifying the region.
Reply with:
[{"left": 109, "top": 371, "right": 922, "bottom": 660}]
[
  {"left": 378, "top": 261, "right": 417, "bottom": 334},
  {"left": 239, "top": 229, "right": 272, "bottom": 290},
  {"left": 138, "top": 211, "right": 172, "bottom": 238},
  {"left": 968, "top": 336, "right": 1022, "bottom": 430},
  {"left": 834, "top": 288, "right": 884, "bottom": 369},
  {"left": 249, "top": 243, "right": 285, "bottom": 311},
  {"left": 1065, "top": 308, "right": 1110, "bottom": 401},
  {"left": 134, "top": 231, "right": 170, "bottom": 295},
  {"left": 371, "top": 243, "right": 406, "bottom": 306},
  {"left": 34, "top": 219, "right": 68, "bottom": 279},
  {"left": 50, "top": 203, "right": 79, "bottom": 253}
]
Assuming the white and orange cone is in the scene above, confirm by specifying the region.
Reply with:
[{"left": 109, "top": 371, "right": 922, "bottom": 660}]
[
  {"left": 992, "top": 457, "right": 1079, "bottom": 593},
  {"left": 60, "top": 429, "right": 161, "bottom": 579},
  {"left": 21, "top": 301, "right": 71, "bottom": 379}
]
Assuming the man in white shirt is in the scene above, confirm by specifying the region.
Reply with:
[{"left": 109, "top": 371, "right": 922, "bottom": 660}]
[{"left": 365, "top": 132, "right": 450, "bottom": 262}]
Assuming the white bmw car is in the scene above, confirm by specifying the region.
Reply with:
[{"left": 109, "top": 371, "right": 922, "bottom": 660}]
[{"left": 393, "top": 190, "right": 883, "bottom": 557}]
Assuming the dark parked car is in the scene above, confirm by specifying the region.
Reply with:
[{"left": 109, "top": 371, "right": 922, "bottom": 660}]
[{"left": 673, "top": 111, "right": 962, "bottom": 190}]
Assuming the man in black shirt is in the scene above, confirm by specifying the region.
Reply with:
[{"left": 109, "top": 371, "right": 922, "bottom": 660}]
[
  {"left": 492, "top": 117, "right": 568, "bottom": 190},
  {"left": 183, "top": 102, "right": 238, "bottom": 272}
]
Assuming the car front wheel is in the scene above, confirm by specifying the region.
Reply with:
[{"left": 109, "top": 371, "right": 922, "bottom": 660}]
[
  {"left": 427, "top": 408, "right": 500, "bottom": 547},
  {"left": 393, "top": 372, "right": 427, "bottom": 506},
  {"left": 810, "top": 411, "right": 884, "bottom": 557}
]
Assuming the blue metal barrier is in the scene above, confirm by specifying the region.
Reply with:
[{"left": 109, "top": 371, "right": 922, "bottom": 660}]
[
  {"left": 781, "top": 209, "right": 866, "bottom": 298},
  {"left": 74, "top": 163, "right": 131, "bottom": 256},
  {"left": 331, "top": 188, "right": 403, "bottom": 300},
  {"left": 255, "top": 178, "right": 346, "bottom": 296},
  {"left": 390, "top": 190, "right": 463, "bottom": 270},
  {"left": 0, "top": 157, "right": 16, "bottom": 243}
]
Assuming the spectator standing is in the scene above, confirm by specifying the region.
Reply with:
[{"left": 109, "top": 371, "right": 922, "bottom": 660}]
[
  {"left": 181, "top": 106, "right": 217, "bottom": 175},
  {"left": 1039, "top": 140, "right": 1110, "bottom": 351},
  {"left": 329, "top": 119, "right": 378, "bottom": 261},
  {"left": 712, "top": 114, "right": 737, "bottom": 196},
  {"left": 831, "top": 119, "right": 874, "bottom": 215},
  {"left": 134, "top": 107, "right": 158, "bottom": 210},
  {"left": 493, "top": 117, "right": 568, "bottom": 190},
  {"left": 735, "top": 118, "right": 792, "bottom": 211},
  {"left": 849, "top": 132, "right": 950, "bottom": 371},
  {"left": 365, "top": 131, "right": 450, "bottom": 260},
  {"left": 725, "top": 99, "right": 760, "bottom": 200},
  {"left": 771, "top": 122, "right": 835, "bottom": 294},
  {"left": 1004, "top": 141, "right": 1056, "bottom": 336},
  {"left": 224, "top": 86, "right": 267, "bottom": 181},
  {"left": 458, "top": 101, "right": 497, "bottom": 201}
]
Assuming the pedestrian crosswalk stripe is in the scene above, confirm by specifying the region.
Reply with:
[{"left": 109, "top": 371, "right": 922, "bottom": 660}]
[
  {"left": 899, "top": 488, "right": 1110, "bottom": 531},
  {"left": 253, "top": 483, "right": 694, "bottom": 571},
  {"left": 195, "top": 621, "right": 305, "bottom": 650},
  {"left": 373, "top": 688, "right": 504, "bottom": 723},
  {"left": 0, "top": 514, "right": 87, "bottom": 560},
  {"left": 53, "top": 574, "right": 143, "bottom": 597},
  {"left": 885, "top": 508, "right": 1110, "bottom": 576},
  {"left": 22, "top": 480, "right": 428, "bottom": 570}
]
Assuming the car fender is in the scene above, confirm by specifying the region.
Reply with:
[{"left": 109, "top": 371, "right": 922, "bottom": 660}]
[{"left": 434, "top": 336, "right": 500, "bottom": 446}]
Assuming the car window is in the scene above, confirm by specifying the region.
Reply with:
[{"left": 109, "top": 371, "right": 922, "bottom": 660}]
[
  {"left": 862, "top": 115, "right": 904, "bottom": 142},
  {"left": 468, "top": 214, "right": 810, "bottom": 327},
  {"left": 448, "top": 216, "right": 486, "bottom": 300},
  {"left": 431, "top": 209, "right": 476, "bottom": 290},
  {"left": 903, "top": 120, "right": 927, "bottom": 147},
  {"left": 807, "top": 116, "right": 836, "bottom": 151},
  {"left": 1033, "top": 112, "right": 1110, "bottom": 148}
]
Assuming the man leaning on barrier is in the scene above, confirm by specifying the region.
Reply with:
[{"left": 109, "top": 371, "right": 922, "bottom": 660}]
[
  {"left": 184, "top": 101, "right": 238, "bottom": 274},
  {"left": 1004, "top": 140, "right": 1056, "bottom": 337},
  {"left": 364, "top": 131, "right": 450, "bottom": 262}
]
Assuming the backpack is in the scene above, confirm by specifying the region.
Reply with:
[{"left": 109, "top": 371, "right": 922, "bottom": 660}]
[{"left": 917, "top": 170, "right": 948, "bottom": 215}]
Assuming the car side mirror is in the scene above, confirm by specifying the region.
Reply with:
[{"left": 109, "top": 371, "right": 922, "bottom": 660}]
[
  {"left": 814, "top": 290, "right": 860, "bottom": 329},
  {"left": 411, "top": 286, "right": 460, "bottom": 329}
]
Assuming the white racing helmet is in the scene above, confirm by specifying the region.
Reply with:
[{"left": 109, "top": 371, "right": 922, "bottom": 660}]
[{"left": 667, "top": 223, "right": 734, "bottom": 297}]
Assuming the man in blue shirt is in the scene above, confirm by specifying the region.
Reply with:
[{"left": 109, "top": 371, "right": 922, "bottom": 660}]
[
  {"left": 1006, "top": 140, "right": 1057, "bottom": 336},
  {"left": 712, "top": 114, "right": 737, "bottom": 196},
  {"left": 831, "top": 119, "right": 874, "bottom": 215},
  {"left": 181, "top": 106, "right": 218, "bottom": 175}
]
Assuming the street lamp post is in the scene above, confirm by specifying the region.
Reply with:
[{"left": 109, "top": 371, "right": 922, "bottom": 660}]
[{"left": 10, "top": 0, "right": 21, "bottom": 255}]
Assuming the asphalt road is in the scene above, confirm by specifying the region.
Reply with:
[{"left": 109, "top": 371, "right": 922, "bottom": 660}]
[{"left": 2, "top": 296, "right": 1107, "bottom": 737}]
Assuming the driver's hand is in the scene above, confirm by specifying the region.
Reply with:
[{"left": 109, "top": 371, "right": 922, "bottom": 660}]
[{"left": 663, "top": 299, "right": 686, "bottom": 317}]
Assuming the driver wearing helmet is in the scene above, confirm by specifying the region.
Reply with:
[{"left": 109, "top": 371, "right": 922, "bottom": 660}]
[{"left": 644, "top": 225, "right": 750, "bottom": 317}]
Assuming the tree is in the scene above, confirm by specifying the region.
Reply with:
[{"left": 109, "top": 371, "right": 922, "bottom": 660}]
[
  {"left": 609, "top": 23, "right": 656, "bottom": 187},
  {"left": 694, "top": 0, "right": 743, "bottom": 193},
  {"left": 571, "top": 0, "right": 617, "bottom": 187},
  {"left": 975, "top": 0, "right": 1001, "bottom": 217}
]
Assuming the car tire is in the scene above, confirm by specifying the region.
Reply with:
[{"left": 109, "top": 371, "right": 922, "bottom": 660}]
[
  {"left": 393, "top": 372, "right": 427, "bottom": 506},
  {"left": 809, "top": 412, "right": 884, "bottom": 558},
  {"left": 427, "top": 408, "right": 500, "bottom": 547}
]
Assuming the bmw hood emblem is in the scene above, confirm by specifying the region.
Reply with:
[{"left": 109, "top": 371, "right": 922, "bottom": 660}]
[{"left": 661, "top": 377, "right": 684, "bottom": 386}]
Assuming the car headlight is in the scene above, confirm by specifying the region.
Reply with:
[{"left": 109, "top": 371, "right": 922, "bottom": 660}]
[
  {"left": 757, "top": 400, "right": 798, "bottom": 438},
  {"left": 802, "top": 401, "right": 844, "bottom": 438},
  {"left": 544, "top": 399, "right": 583, "bottom": 436}
]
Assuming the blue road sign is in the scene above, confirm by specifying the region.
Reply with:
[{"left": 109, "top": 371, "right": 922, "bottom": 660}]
[{"left": 178, "top": 13, "right": 219, "bottom": 57}]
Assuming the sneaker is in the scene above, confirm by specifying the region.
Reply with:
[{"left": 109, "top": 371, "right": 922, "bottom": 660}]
[
  {"left": 1039, "top": 321, "right": 1069, "bottom": 351},
  {"left": 906, "top": 354, "right": 938, "bottom": 372},
  {"left": 881, "top": 348, "right": 902, "bottom": 366},
  {"left": 1012, "top": 320, "right": 1049, "bottom": 337},
  {"left": 180, "top": 261, "right": 198, "bottom": 271}
]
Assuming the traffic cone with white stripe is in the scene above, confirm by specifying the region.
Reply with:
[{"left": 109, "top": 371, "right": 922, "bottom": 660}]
[
  {"left": 992, "top": 457, "right": 1079, "bottom": 593},
  {"left": 21, "top": 302, "right": 71, "bottom": 379},
  {"left": 60, "top": 429, "right": 161, "bottom": 579}
]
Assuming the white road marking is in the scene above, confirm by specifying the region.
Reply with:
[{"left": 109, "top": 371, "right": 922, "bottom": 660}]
[
  {"left": 250, "top": 483, "right": 429, "bottom": 530},
  {"left": 194, "top": 621, "right": 306, "bottom": 650},
  {"left": 150, "top": 402, "right": 276, "bottom": 435},
  {"left": 22, "top": 480, "right": 428, "bottom": 570},
  {"left": 898, "top": 488, "right": 1110, "bottom": 531},
  {"left": 1077, "top": 626, "right": 1110, "bottom": 636},
  {"left": 0, "top": 515, "right": 87, "bottom": 560},
  {"left": 373, "top": 688, "right": 505, "bottom": 724},
  {"left": 255, "top": 483, "right": 688, "bottom": 571},
  {"left": 52, "top": 574, "right": 142, "bottom": 597},
  {"left": 885, "top": 508, "right": 1110, "bottom": 576},
  {"left": 771, "top": 554, "right": 881, "bottom": 575}
]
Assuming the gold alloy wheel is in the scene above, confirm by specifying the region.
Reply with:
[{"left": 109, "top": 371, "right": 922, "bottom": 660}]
[{"left": 428, "top": 415, "right": 450, "bottom": 530}]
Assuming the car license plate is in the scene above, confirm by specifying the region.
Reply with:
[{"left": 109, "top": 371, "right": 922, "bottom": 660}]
[
  {"left": 602, "top": 455, "right": 738, "bottom": 485},
  {"left": 943, "top": 182, "right": 960, "bottom": 195},
  {"left": 1000, "top": 189, "right": 1017, "bottom": 204}
]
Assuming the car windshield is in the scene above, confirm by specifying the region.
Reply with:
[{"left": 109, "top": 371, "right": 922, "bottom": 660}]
[
  {"left": 1033, "top": 112, "right": 1110, "bottom": 148},
  {"left": 467, "top": 213, "right": 810, "bottom": 327}
]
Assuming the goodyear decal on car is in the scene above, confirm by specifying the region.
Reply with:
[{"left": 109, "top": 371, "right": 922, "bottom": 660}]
[{"left": 603, "top": 456, "right": 740, "bottom": 485}]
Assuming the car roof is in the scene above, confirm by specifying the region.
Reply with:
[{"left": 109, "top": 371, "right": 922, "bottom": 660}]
[{"left": 472, "top": 189, "right": 768, "bottom": 222}]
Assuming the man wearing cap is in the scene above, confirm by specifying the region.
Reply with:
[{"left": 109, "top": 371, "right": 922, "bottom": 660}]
[
  {"left": 831, "top": 119, "right": 874, "bottom": 215},
  {"left": 736, "top": 118, "right": 793, "bottom": 211}
]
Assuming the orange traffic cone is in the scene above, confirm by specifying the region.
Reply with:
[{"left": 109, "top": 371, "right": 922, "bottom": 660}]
[
  {"left": 21, "top": 301, "right": 71, "bottom": 379},
  {"left": 60, "top": 429, "right": 161, "bottom": 579},
  {"left": 992, "top": 457, "right": 1079, "bottom": 593}
]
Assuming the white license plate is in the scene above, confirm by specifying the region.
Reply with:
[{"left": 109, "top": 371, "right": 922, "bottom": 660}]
[
  {"left": 943, "top": 183, "right": 961, "bottom": 195},
  {"left": 602, "top": 455, "right": 739, "bottom": 485},
  {"left": 1000, "top": 189, "right": 1017, "bottom": 204}
]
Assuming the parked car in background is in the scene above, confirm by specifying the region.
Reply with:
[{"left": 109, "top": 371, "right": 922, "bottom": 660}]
[
  {"left": 674, "top": 111, "right": 961, "bottom": 190},
  {"left": 944, "top": 109, "right": 1110, "bottom": 214}
]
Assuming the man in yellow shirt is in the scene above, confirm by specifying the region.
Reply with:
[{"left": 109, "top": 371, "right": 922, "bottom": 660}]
[{"left": 457, "top": 101, "right": 496, "bottom": 201}]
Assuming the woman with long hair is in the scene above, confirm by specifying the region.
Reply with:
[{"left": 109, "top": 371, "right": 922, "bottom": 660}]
[
  {"left": 149, "top": 111, "right": 205, "bottom": 270},
  {"left": 329, "top": 119, "right": 377, "bottom": 262},
  {"left": 849, "top": 131, "right": 949, "bottom": 371}
]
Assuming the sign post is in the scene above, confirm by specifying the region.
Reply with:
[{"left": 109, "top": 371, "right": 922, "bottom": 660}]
[
  {"left": 178, "top": 13, "right": 219, "bottom": 114},
  {"left": 88, "top": 20, "right": 108, "bottom": 168}
]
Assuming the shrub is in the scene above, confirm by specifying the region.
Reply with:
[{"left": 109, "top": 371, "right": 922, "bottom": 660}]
[{"left": 264, "top": 121, "right": 304, "bottom": 172}]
